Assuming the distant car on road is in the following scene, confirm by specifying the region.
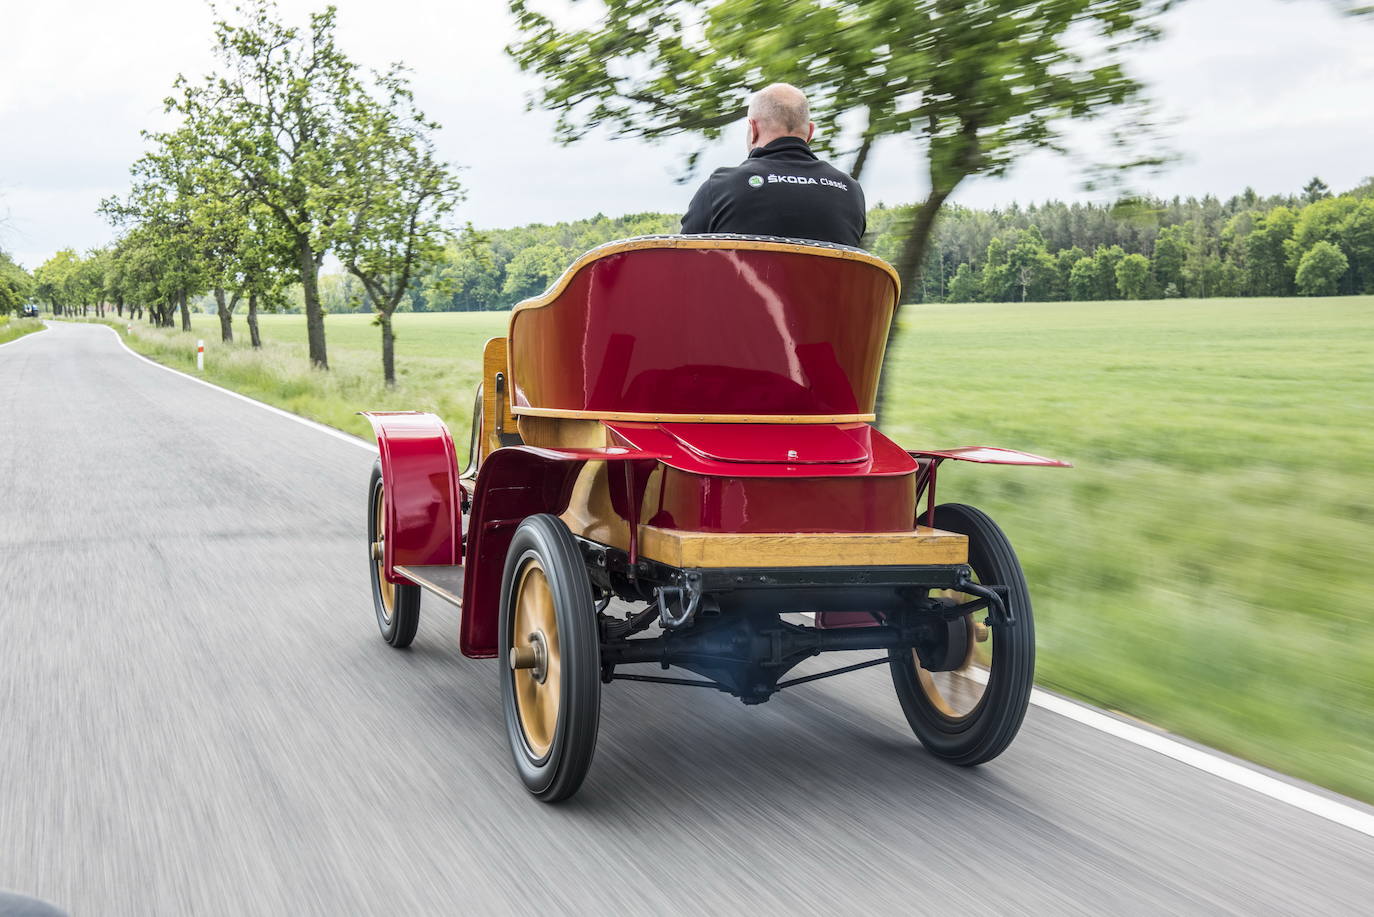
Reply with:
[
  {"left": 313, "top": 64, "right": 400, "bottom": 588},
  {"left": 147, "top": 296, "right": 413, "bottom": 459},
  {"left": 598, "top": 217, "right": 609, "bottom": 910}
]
[{"left": 20, "top": 304, "right": 40, "bottom": 319}]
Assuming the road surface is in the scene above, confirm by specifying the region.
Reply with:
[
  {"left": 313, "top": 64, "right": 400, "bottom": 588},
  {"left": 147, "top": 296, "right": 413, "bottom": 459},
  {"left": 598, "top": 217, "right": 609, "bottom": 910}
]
[{"left": 2, "top": 322, "right": 1372, "bottom": 915}]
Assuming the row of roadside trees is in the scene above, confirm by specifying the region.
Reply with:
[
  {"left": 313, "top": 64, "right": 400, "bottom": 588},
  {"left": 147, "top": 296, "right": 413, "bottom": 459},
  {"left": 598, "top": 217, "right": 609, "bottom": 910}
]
[
  {"left": 925, "top": 181, "right": 1374, "bottom": 303},
  {"left": 84, "top": 0, "right": 462, "bottom": 385}
]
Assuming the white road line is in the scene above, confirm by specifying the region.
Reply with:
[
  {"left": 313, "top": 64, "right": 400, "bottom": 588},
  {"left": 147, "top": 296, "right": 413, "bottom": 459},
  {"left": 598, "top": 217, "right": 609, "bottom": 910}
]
[
  {"left": 98, "top": 324, "right": 374, "bottom": 452},
  {"left": 1029, "top": 688, "right": 1374, "bottom": 837},
  {"left": 89, "top": 320, "right": 1374, "bottom": 838}
]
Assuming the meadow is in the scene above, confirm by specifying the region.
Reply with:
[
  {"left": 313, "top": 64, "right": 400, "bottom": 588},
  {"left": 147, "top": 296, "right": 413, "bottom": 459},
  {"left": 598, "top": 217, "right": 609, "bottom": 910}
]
[
  {"left": 0, "top": 315, "right": 45, "bottom": 345},
  {"left": 89, "top": 296, "right": 1374, "bottom": 801}
]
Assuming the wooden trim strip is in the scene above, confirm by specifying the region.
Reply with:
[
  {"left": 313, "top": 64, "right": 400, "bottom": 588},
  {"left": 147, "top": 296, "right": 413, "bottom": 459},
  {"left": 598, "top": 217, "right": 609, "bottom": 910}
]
[
  {"left": 508, "top": 236, "right": 901, "bottom": 320},
  {"left": 511, "top": 406, "right": 876, "bottom": 424},
  {"left": 637, "top": 526, "right": 968, "bottom": 569}
]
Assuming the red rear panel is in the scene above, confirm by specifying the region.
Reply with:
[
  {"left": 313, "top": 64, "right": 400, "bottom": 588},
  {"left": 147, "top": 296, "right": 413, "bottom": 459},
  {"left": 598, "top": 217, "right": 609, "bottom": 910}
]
[{"left": 508, "top": 245, "right": 897, "bottom": 417}]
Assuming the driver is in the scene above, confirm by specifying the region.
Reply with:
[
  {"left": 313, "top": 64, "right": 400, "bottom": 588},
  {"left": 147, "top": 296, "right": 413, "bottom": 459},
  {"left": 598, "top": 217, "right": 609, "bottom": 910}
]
[{"left": 681, "top": 83, "right": 866, "bottom": 247}]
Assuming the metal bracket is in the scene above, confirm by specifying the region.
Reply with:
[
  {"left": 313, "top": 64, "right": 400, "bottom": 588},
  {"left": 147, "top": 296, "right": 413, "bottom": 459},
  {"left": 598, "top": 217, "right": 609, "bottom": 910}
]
[
  {"left": 656, "top": 584, "right": 702, "bottom": 629},
  {"left": 953, "top": 577, "right": 1014, "bottom": 627}
]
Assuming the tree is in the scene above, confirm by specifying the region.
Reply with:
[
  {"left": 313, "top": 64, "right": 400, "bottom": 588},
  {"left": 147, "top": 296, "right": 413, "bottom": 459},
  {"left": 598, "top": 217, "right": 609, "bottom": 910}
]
[
  {"left": 1005, "top": 230, "right": 1056, "bottom": 302},
  {"left": 501, "top": 242, "right": 573, "bottom": 302},
  {"left": 511, "top": 0, "right": 1172, "bottom": 296},
  {"left": 1244, "top": 207, "right": 1297, "bottom": 296},
  {"left": 34, "top": 249, "right": 81, "bottom": 316},
  {"left": 1152, "top": 224, "right": 1189, "bottom": 295},
  {"left": 332, "top": 66, "right": 464, "bottom": 386},
  {"left": 1295, "top": 241, "right": 1348, "bottom": 295},
  {"left": 1068, "top": 257, "right": 1097, "bottom": 301},
  {"left": 0, "top": 251, "right": 34, "bottom": 316},
  {"left": 1091, "top": 245, "right": 1125, "bottom": 299},
  {"left": 1303, "top": 176, "right": 1331, "bottom": 203},
  {"left": 946, "top": 262, "right": 979, "bottom": 303},
  {"left": 509, "top": 0, "right": 1176, "bottom": 413},
  {"left": 166, "top": 1, "right": 373, "bottom": 369},
  {"left": 1115, "top": 253, "right": 1151, "bottom": 300}
]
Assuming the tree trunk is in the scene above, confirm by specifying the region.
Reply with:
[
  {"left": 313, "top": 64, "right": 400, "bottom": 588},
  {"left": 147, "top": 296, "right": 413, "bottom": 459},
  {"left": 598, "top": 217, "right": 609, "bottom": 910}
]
[
  {"left": 116, "top": 296, "right": 124, "bottom": 318},
  {"left": 296, "top": 237, "right": 329, "bottom": 369},
  {"left": 247, "top": 292, "right": 262, "bottom": 348},
  {"left": 876, "top": 185, "right": 958, "bottom": 423},
  {"left": 214, "top": 287, "right": 233, "bottom": 343},
  {"left": 378, "top": 309, "right": 397, "bottom": 387},
  {"left": 850, "top": 132, "right": 875, "bottom": 182},
  {"left": 179, "top": 289, "right": 191, "bottom": 331}
]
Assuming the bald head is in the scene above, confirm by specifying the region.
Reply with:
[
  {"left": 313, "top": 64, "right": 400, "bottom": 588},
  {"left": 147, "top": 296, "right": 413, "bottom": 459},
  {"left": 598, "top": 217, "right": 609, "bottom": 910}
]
[{"left": 745, "top": 83, "right": 815, "bottom": 151}]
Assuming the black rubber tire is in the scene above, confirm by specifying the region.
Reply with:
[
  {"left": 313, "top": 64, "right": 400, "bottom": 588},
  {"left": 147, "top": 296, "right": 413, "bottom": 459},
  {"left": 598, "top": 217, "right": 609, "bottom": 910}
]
[
  {"left": 498, "top": 514, "right": 602, "bottom": 803},
  {"left": 889, "top": 503, "right": 1035, "bottom": 765},
  {"left": 368, "top": 460, "right": 421, "bottom": 648}
]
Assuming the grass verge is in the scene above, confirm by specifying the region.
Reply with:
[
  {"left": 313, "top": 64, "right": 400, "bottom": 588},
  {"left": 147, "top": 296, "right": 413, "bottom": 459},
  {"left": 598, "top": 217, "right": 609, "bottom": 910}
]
[
  {"left": 78, "top": 298, "right": 1374, "bottom": 803},
  {"left": 0, "top": 316, "right": 46, "bottom": 345}
]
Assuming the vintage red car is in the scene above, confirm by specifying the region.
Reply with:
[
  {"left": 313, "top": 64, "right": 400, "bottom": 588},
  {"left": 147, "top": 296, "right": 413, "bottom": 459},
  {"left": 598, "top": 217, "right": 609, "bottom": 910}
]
[{"left": 362, "top": 235, "right": 1068, "bottom": 802}]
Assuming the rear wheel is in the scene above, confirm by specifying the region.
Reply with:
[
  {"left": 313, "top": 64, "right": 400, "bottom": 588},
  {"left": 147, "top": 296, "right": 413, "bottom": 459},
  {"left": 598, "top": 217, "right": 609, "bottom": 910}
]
[
  {"left": 368, "top": 460, "right": 420, "bottom": 648},
  {"left": 890, "top": 503, "right": 1035, "bottom": 765},
  {"left": 499, "top": 514, "right": 601, "bottom": 802}
]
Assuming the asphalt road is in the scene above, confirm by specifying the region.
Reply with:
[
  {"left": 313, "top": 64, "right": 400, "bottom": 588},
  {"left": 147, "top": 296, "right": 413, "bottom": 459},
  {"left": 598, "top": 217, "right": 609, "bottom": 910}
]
[{"left": 3, "top": 321, "right": 1372, "bottom": 916}]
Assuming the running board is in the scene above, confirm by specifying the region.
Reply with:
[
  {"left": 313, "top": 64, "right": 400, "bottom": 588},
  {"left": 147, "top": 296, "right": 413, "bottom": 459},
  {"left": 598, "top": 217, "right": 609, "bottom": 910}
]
[{"left": 395, "top": 564, "right": 464, "bottom": 607}]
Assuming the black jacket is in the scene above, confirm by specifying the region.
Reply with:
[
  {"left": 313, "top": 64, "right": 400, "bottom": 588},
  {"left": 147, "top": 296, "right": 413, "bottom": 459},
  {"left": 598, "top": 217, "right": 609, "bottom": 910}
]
[{"left": 680, "top": 137, "right": 866, "bottom": 247}]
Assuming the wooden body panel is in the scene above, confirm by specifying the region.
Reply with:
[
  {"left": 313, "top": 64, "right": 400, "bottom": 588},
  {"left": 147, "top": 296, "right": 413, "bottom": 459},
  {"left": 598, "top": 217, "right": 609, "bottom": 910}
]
[
  {"left": 479, "top": 337, "right": 520, "bottom": 464},
  {"left": 639, "top": 526, "right": 967, "bottom": 569}
]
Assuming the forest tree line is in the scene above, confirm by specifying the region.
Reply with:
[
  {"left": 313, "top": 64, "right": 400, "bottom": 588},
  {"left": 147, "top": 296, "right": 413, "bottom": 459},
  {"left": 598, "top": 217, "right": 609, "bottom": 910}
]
[
  {"left": 11, "top": 175, "right": 1373, "bottom": 330},
  {"left": 321, "top": 175, "right": 1374, "bottom": 312}
]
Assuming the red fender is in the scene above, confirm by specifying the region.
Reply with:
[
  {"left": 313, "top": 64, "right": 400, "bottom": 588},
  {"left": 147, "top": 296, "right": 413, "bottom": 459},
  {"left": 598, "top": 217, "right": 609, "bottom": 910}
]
[
  {"left": 908, "top": 445, "right": 1071, "bottom": 529},
  {"left": 360, "top": 411, "right": 462, "bottom": 583},
  {"left": 460, "top": 445, "right": 661, "bottom": 658},
  {"left": 908, "top": 446, "right": 1072, "bottom": 468}
]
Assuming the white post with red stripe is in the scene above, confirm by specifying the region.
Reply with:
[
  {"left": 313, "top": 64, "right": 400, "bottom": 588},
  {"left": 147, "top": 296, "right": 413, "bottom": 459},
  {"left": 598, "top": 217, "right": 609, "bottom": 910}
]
[{"left": 196, "top": 340, "right": 204, "bottom": 372}]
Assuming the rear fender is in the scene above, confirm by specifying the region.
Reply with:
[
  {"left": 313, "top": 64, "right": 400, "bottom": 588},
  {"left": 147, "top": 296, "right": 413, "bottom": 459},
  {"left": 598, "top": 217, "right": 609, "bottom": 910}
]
[
  {"left": 910, "top": 446, "right": 1072, "bottom": 527},
  {"left": 461, "top": 445, "right": 660, "bottom": 658},
  {"left": 361, "top": 411, "right": 462, "bottom": 583}
]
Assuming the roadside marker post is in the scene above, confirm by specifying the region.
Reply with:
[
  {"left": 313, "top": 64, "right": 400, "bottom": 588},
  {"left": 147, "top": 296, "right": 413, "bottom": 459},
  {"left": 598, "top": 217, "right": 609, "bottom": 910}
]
[
  {"left": 196, "top": 340, "right": 204, "bottom": 372},
  {"left": 126, "top": 324, "right": 132, "bottom": 336}
]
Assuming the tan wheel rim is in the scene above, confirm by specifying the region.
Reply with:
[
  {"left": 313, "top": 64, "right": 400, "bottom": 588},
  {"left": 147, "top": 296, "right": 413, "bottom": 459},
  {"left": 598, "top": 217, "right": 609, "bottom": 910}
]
[
  {"left": 512, "top": 560, "right": 561, "bottom": 758},
  {"left": 915, "top": 590, "right": 991, "bottom": 720},
  {"left": 374, "top": 487, "right": 394, "bottom": 623}
]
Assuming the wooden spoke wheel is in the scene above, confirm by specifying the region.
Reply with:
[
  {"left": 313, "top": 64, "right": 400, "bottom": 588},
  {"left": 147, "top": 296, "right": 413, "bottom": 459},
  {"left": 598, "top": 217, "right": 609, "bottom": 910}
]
[
  {"left": 368, "top": 461, "right": 420, "bottom": 648},
  {"left": 499, "top": 514, "right": 601, "bottom": 802},
  {"left": 889, "top": 503, "right": 1035, "bottom": 765}
]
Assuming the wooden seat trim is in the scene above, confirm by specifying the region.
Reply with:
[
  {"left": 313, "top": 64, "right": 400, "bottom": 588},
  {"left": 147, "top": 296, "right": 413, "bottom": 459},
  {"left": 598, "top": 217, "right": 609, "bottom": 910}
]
[{"left": 508, "top": 236, "right": 901, "bottom": 319}]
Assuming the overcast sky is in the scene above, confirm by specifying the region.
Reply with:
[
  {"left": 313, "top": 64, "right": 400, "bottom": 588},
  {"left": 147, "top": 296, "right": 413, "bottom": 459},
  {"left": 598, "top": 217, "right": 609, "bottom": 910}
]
[{"left": 2, "top": 0, "right": 1370, "bottom": 270}]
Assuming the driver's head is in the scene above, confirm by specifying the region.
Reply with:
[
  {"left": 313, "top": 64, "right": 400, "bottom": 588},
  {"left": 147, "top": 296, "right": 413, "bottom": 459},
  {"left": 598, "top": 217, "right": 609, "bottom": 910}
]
[{"left": 746, "top": 83, "right": 816, "bottom": 151}]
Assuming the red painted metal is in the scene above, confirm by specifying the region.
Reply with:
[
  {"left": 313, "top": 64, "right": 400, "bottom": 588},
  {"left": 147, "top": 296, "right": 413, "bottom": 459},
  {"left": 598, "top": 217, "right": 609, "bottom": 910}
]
[
  {"left": 658, "top": 422, "right": 869, "bottom": 464},
  {"left": 508, "top": 246, "right": 898, "bottom": 416},
  {"left": 606, "top": 422, "right": 917, "bottom": 479},
  {"left": 360, "top": 411, "right": 462, "bottom": 583},
  {"left": 644, "top": 465, "right": 916, "bottom": 534},
  {"left": 459, "top": 445, "right": 663, "bottom": 659}
]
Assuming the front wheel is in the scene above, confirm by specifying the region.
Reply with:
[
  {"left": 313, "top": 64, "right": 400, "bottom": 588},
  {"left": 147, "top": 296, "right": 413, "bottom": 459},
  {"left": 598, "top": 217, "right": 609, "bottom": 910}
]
[
  {"left": 368, "top": 460, "right": 420, "bottom": 647},
  {"left": 890, "top": 502, "right": 1035, "bottom": 765},
  {"left": 499, "top": 514, "right": 601, "bottom": 802}
]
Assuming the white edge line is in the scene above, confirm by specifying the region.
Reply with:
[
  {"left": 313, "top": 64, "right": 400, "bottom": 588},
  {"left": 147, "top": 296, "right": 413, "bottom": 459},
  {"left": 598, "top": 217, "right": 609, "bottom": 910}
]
[
  {"left": 0, "top": 322, "right": 51, "bottom": 349},
  {"left": 1029, "top": 687, "right": 1374, "bottom": 838},
  {"left": 88, "top": 321, "right": 1374, "bottom": 839},
  {"left": 97, "top": 323, "right": 375, "bottom": 452}
]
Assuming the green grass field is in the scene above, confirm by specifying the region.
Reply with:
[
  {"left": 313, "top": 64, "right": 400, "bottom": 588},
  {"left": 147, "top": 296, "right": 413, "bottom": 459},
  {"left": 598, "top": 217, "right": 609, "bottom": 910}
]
[
  {"left": 87, "top": 297, "right": 1374, "bottom": 802},
  {"left": 0, "top": 315, "right": 46, "bottom": 345}
]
